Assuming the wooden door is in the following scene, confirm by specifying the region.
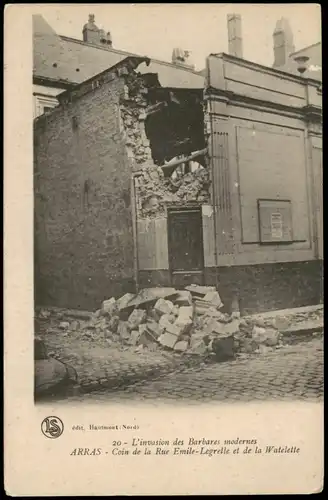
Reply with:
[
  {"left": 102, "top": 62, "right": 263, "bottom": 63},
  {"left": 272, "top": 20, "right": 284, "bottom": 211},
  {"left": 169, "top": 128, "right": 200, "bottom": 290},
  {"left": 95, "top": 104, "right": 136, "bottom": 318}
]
[{"left": 167, "top": 208, "right": 204, "bottom": 287}]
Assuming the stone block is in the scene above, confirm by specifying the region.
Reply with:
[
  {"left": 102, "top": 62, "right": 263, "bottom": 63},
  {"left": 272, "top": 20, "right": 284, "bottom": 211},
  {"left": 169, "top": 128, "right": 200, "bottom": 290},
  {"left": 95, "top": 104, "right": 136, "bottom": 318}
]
[
  {"left": 178, "top": 306, "right": 194, "bottom": 320},
  {"left": 172, "top": 306, "right": 180, "bottom": 316},
  {"left": 263, "top": 329, "right": 281, "bottom": 347},
  {"left": 187, "top": 340, "right": 207, "bottom": 355},
  {"left": 101, "top": 297, "right": 117, "bottom": 316},
  {"left": 117, "top": 321, "right": 131, "bottom": 340},
  {"left": 59, "top": 321, "right": 70, "bottom": 330},
  {"left": 117, "top": 293, "right": 136, "bottom": 310},
  {"left": 128, "top": 308, "right": 147, "bottom": 329},
  {"left": 174, "top": 317, "right": 193, "bottom": 336},
  {"left": 174, "top": 340, "right": 189, "bottom": 352},
  {"left": 211, "top": 335, "right": 235, "bottom": 361},
  {"left": 239, "top": 338, "right": 258, "bottom": 354},
  {"left": 185, "top": 284, "right": 216, "bottom": 297},
  {"left": 146, "top": 320, "right": 164, "bottom": 339},
  {"left": 107, "top": 315, "right": 120, "bottom": 334},
  {"left": 158, "top": 313, "right": 176, "bottom": 330},
  {"left": 257, "top": 344, "right": 274, "bottom": 355},
  {"left": 165, "top": 322, "right": 183, "bottom": 337},
  {"left": 158, "top": 332, "right": 178, "bottom": 349},
  {"left": 252, "top": 326, "right": 280, "bottom": 346},
  {"left": 154, "top": 298, "right": 174, "bottom": 316},
  {"left": 203, "top": 291, "right": 224, "bottom": 309},
  {"left": 211, "top": 319, "right": 240, "bottom": 336},
  {"left": 126, "top": 330, "right": 140, "bottom": 346},
  {"left": 273, "top": 316, "right": 291, "bottom": 331},
  {"left": 174, "top": 290, "right": 193, "bottom": 306},
  {"left": 190, "top": 332, "right": 206, "bottom": 348}
]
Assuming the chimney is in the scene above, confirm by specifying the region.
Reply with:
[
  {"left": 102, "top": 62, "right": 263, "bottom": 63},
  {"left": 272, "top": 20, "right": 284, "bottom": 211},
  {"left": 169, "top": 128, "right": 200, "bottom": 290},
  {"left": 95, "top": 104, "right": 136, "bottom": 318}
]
[
  {"left": 82, "top": 14, "right": 113, "bottom": 46},
  {"left": 273, "top": 18, "right": 295, "bottom": 68},
  {"left": 172, "top": 48, "right": 195, "bottom": 70},
  {"left": 227, "top": 14, "right": 243, "bottom": 58}
]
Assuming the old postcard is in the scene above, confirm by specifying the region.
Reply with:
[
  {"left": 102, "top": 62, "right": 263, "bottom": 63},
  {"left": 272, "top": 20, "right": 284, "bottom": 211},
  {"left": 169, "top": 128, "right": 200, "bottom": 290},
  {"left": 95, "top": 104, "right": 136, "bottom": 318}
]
[{"left": 4, "top": 3, "right": 323, "bottom": 495}]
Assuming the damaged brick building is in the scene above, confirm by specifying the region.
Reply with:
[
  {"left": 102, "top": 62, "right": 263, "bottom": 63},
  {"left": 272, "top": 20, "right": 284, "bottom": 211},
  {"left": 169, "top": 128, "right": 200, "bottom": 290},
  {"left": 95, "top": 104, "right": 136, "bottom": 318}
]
[{"left": 34, "top": 48, "right": 322, "bottom": 314}]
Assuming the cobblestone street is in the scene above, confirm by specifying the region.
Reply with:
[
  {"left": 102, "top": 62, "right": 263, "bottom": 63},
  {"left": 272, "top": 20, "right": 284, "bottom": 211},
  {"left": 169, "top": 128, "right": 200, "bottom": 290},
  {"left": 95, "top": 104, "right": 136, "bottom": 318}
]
[{"left": 54, "top": 337, "right": 323, "bottom": 405}]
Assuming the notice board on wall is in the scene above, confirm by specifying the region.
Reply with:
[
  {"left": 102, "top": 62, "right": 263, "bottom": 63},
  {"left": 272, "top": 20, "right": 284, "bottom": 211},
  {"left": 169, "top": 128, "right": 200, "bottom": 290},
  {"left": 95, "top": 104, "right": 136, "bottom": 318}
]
[{"left": 257, "top": 199, "right": 293, "bottom": 243}]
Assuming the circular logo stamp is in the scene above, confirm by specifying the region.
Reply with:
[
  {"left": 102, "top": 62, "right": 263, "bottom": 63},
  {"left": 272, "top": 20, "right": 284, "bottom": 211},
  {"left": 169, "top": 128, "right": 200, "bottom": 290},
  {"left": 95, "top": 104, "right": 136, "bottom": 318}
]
[{"left": 41, "top": 416, "right": 64, "bottom": 439}]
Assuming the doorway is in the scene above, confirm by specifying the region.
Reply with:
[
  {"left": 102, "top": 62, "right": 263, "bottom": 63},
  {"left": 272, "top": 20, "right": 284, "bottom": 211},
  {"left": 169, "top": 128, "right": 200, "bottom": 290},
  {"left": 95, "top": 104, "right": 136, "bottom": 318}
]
[{"left": 167, "top": 207, "right": 205, "bottom": 287}]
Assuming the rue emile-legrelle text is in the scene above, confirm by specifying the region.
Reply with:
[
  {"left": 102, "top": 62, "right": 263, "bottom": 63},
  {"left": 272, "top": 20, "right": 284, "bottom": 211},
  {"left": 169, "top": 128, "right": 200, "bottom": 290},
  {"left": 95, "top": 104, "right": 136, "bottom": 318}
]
[{"left": 69, "top": 426, "right": 300, "bottom": 457}]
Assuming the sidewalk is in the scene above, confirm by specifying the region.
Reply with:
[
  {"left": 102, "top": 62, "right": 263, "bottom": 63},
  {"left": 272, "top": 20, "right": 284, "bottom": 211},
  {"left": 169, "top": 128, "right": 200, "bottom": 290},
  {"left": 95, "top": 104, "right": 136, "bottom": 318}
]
[{"left": 36, "top": 303, "right": 323, "bottom": 396}]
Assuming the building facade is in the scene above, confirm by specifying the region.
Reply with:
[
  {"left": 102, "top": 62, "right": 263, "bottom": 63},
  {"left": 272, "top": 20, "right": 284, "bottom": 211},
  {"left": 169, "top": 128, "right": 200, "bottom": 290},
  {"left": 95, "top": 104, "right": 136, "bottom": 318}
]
[{"left": 34, "top": 50, "right": 322, "bottom": 314}]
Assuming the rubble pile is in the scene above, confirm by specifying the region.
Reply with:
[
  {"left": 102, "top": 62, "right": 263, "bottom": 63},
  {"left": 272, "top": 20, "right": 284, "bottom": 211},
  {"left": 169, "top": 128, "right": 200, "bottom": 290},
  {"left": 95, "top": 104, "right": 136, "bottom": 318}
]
[
  {"left": 135, "top": 164, "right": 211, "bottom": 218},
  {"left": 56, "top": 285, "right": 287, "bottom": 361}
]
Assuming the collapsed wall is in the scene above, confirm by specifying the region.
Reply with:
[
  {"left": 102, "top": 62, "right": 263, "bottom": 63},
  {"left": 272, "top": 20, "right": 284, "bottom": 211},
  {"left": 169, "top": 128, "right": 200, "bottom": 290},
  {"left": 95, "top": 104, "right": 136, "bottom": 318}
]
[{"left": 118, "top": 68, "right": 211, "bottom": 220}]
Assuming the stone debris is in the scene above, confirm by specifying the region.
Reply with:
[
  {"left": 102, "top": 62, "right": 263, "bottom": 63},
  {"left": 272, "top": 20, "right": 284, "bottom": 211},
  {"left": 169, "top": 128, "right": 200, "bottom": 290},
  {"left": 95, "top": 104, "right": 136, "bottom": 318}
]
[
  {"left": 252, "top": 326, "right": 281, "bottom": 347},
  {"left": 41, "top": 285, "right": 310, "bottom": 362},
  {"left": 174, "top": 340, "right": 189, "bottom": 352},
  {"left": 154, "top": 298, "right": 174, "bottom": 317},
  {"left": 117, "top": 321, "right": 131, "bottom": 340},
  {"left": 185, "top": 285, "right": 216, "bottom": 297},
  {"left": 128, "top": 309, "right": 147, "bottom": 329},
  {"left": 59, "top": 321, "right": 70, "bottom": 330},
  {"left": 174, "top": 290, "right": 193, "bottom": 307},
  {"left": 158, "top": 313, "right": 176, "bottom": 330},
  {"left": 158, "top": 331, "right": 179, "bottom": 349},
  {"left": 101, "top": 297, "right": 117, "bottom": 316}
]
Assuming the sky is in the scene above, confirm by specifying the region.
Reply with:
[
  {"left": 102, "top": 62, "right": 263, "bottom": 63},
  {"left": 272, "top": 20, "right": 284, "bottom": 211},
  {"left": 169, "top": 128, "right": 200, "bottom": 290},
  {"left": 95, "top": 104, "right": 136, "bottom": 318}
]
[{"left": 35, "top": 4, "right": 321, "bottom": 70}]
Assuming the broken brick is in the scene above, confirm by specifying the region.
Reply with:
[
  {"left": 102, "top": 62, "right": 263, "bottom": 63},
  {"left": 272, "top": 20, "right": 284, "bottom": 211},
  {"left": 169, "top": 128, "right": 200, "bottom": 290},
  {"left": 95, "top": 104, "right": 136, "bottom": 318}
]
[
  {"left": 158, "top": 332, "right": 178, "bottom": 349},
  {"left": 178, "top": 306, "right": 194, "bottom": 320},
  {"left": 210, "top": 319, "right": 240, "bottom": 336},
  {"left": 174, "top": 290, "right": 193, "bottom": 307},
  {"left": 202, "top": 291, "right": 224, "bottom": 309},
  {"left": 117, "top": 321, "right": 131, "bottom": 340},
  {"left": 128, "top": 308, "right": 147, "bottom": 329},
  {"left": 137, "top": 324, "right": 156, "bottom": 346},
  {"left": 158, "top": 313, "right": 176, "bottom": 330},
  {"left": 127, "top": 287, "right": 177, "bottom": 309},
  {"left": 154, "top": 298, "right": 174, "bottom": 317},
  {"left": 173, "top": 306, "right": 194, "bottom": 335},
  {"left": 59, "top": 321, "right": 70, "bottom": 330},
  {"left": 174, "top": 340, "right": 189, "bottom": 352},
  {"left": 185, "top": 284, "right": 216, "bottom": 297},
  {"left": 127, "top": 330, "right": 141, "bottom": 346},
  {"left": 187, "top": 340, "right": 207, "bottom": 355},
  {"left": 190, "top": 332, "right": 206, "bottom": 348},
  {"left": 116, "top": 293, "right": 136, "bottom": 312},
  {"left": 107, "top": 315, "right": 120, "bottom": 334},
  {"left": 239, "top": 338, "right": 258, "bottom": 354},
  {"left": 146, "top": 320, "right": 164, "bottom": 339},
  {"left": 101, "top": 297, "right": 117, "bottom": 316}
]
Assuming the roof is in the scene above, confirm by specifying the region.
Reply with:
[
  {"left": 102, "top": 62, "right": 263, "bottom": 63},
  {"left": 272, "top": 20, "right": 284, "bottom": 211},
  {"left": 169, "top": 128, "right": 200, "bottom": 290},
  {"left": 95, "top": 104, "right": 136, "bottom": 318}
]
[
  {"left": 290, "top": 42, "right": 321, "bottom": 58},
  {"left": 278, "top": 42, "right": 322, "bottom": 81},
  {"left": 33, "top": 15, "right": 204, "bottom": 89}
]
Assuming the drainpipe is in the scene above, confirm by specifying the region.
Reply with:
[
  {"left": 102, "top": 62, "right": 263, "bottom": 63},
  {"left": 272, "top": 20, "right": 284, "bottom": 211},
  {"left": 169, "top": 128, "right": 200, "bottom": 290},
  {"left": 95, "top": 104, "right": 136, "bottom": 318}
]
[
  {"left": 131, "top": 173, "right": 141, "bottom": 293},
  {"left": 208, "top": 97, "right": 220, "bottom": 292}
]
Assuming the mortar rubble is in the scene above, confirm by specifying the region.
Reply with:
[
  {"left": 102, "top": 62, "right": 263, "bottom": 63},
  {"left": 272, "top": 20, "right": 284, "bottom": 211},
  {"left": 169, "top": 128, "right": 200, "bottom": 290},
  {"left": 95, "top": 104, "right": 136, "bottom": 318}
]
[{"left": 38, "top": 284, "right": 301, "bottom": 363}]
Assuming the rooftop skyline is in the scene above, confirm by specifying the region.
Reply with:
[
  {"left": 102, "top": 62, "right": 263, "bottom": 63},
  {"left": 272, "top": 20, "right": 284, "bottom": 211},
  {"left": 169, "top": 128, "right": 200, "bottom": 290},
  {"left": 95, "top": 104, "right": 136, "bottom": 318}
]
[{"left": 34, "top": 4, "right": 321, "bottom": 71}]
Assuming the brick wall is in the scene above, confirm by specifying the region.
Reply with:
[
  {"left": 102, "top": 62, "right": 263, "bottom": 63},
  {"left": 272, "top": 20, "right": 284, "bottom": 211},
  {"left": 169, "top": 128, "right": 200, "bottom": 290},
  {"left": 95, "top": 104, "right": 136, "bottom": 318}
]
[{"left": 34, "top": 77, "right": 135, "bottom": 310}]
